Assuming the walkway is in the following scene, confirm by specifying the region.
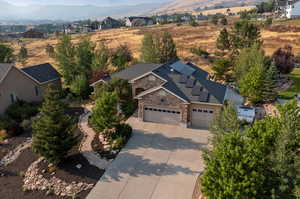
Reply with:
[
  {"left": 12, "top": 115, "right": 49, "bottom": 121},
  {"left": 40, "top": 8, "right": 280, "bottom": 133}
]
[
  {"left": 78, "top": 108, "right": 109, "bottom": 170},
  {"left": 87, "top": 117, "right": 211, "bottom": 199}
]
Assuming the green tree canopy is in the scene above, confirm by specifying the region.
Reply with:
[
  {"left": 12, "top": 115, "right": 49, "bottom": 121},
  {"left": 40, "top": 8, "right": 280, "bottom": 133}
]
[
  {"left": 55, "top": 34, "right": 76, "bottom": 85},
  {"left": 140, "top": 32, "right": 177, "bottom": 64},
  {"left": 32, "top": 86, "right": 77, "bottom": 165},
  {"left": 90, "top": 91, "right": 121, "bottom": 132},
  {"left": 91, "top": 41, "right": 110, "bottom": 72},
  {"left": 0, "top": 43, "right": 14, "bottom": 63}
]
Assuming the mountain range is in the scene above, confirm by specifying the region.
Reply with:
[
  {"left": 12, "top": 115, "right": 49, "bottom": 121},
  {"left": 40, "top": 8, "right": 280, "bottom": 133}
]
[{"left": 0, "top": 0, "right": 263, "bottom": 22}]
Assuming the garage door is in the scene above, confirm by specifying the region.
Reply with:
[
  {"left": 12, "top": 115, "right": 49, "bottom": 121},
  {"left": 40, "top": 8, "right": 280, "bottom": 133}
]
[
  {"left": 144, "top": 107, "right": 181, "bottom": 125},
  {"left": 191, "top": 108, "right": 215, "bottom": 129}
]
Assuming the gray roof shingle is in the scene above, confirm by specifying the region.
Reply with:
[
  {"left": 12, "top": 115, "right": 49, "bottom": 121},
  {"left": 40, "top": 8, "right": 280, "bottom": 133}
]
[
  {"left": 102, "top": 60, "right": 228, "bottom": 105},
  {"left": 21, "top": 63, "right": 61, "bottom": 84},
  {"left": 111, "top": 63, "right": 162, "bottom": 80}
]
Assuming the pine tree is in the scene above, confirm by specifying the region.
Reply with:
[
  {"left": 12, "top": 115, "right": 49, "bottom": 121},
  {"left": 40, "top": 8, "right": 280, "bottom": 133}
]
[
  {"left": 76, "top": 36, "right": 95, "bottom": 77},
  {"left": 262, "top": 63, "right": 278, "bottom": 102},
  {"left": 216, "top": 28, "right": 231, "bottom": 51},
  {"left": 70, "top": 75, "right": 91, "bottom": 99},
  {"left": 0, "top": 43, "right": 14, "bottom": 63},
  {"left": 90, "top": 91, "right": 120, "bottom": 132},
  {"left": 211, "top": 58, "right": 232, "bottom": 81},
  {"left": 32, "top": 86, "right": 77, "bottom": 165},
  {"left": 140, "top": 33, "right": 160, "bottom": 63},
  {"left": 55, "top": 35, "right": 76, "bottom": 85},
  {"left": 91, "top": 41, "right": 110, "bottom": 72},
  {"left": 18, "top": 45, "right": 28, "bottom": 65},
  {"left": 159, "top": 32, "right": 177, "bottom": 63}
]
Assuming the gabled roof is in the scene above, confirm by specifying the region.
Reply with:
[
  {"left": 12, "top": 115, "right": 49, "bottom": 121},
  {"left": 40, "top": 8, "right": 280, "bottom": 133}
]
[
  {"left": 152, "top": 62, "right": 227, "bottom": 104},
  {"left": 96, "top": 60, "right": 228, "bottom": 105},
  {"left": 0, "top": 63, "right": 13, "bottom": 84},
  {"left": 21, "top": 63, "right": 61, "bottom": 84}
]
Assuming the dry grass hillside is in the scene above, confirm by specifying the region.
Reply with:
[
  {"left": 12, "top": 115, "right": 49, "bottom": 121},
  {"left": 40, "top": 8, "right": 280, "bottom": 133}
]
[
  {"left": 153, "top": 0, "right": 261, "bottom": 14},
  {"left": 12, "top": 18, "right": 300, "bottom": 73}
]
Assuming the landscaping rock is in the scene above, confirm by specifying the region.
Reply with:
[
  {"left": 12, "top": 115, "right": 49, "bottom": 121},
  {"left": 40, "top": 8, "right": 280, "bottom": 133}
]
[{"left": 23, "top": 158, "right": 94, "bottom": 197}]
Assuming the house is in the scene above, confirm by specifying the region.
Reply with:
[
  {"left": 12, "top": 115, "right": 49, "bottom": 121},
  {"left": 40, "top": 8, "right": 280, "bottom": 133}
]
[
  {"left": 99, "top": 17, "right": 122, "bottom": 30},
  {"left": 22, "top": 29, "right": 46, "bottom": 39},
  {"left": 275, "top": 0, "right": 300, "bottom": 18},
  {"left": 237, "top": 106, "right": 256, "bottom": 123},
  {"left": 125, "top": 17, "right": 154, "bottom": 27},
  {"left": 92, "top": 60, "right": 244, "bottom": 129},
  {"left": 0, "top": 63, "right": 61, "bottom": 114}
]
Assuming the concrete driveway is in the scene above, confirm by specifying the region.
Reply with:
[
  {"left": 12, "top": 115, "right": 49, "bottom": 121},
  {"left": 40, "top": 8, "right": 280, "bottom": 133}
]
[{"left": 87, "top": 118, "right": 211, "bottom": 199}]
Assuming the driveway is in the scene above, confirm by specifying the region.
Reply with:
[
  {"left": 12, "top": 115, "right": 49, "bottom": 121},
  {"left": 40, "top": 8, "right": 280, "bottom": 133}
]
[{"left": 87, "top": 118, "right": 211, "bottom": 199}]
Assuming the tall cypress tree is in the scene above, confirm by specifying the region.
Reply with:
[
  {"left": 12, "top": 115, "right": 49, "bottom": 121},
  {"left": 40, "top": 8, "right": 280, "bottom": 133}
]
[
  {"left": 140, "top": 33, "right": 160, "bottom": 63},
  {"left": 160, "top": 32, "right": 177, "bottom": 63},
  {"left": 216, "top": 28, "right": 231, "bottom": 51},
  {"left": 55, "top": 35, "right": 76, "bottom": 85},
  {"left": 262, "top": 63, "right": 278, "bottom": 102},
  {"left": 32, "top": 86, "right": 77, "bottom": 165}
]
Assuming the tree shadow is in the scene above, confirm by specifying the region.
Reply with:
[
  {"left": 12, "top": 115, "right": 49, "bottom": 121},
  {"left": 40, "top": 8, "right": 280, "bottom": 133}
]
[{"left": 99, "top": 128, "right": 207, "bottom": 182}]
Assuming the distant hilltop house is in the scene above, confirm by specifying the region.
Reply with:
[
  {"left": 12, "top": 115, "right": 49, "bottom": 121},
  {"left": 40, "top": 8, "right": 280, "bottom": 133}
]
[
  {"left": 0, "top": 63, "right": 61, "bottom": 114},
  {"left": 99, "top": 17, "right": 122, "bottom": 30},
  {"left": 22, "top": 29, "right": 46, "bottom": 39},
  {"left": 275, "top": 0, "right": 300, "bottom": 18},
  {"left": 125, "top": 16, "right": 154, "bottom": 27}
]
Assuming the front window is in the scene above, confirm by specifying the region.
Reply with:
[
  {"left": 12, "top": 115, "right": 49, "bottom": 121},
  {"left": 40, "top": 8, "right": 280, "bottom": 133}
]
[{"left": 35, "top": 86, "right": 39, "bottom": 96}]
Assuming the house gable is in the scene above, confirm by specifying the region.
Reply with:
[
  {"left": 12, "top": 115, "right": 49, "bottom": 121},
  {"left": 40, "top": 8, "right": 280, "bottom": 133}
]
[
  {"left": 137, "top": 87, "right": 188, "bottom": 108},
  {"left": 131, "top": 73, "right": 166, "bottom": 96}
]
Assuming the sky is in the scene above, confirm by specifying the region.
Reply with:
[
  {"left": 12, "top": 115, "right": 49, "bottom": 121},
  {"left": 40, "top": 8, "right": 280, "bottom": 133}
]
[{"left": 5, "top": 0, "right": 168, "bottom": 6}]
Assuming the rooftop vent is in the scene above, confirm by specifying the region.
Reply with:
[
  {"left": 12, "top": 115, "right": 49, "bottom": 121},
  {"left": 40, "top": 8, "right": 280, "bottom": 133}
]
[
  {"left": 192, "top": 85, "right": 202, "bottom": 96},
  {"left": 179, "top": 74, "right": 189, "bottom": 84},
  {"left": 199, "top": 92, "right": 209, "bottom": 102},
  {"left": 186, "top": 78, "right": 195, "bottom": 88}
]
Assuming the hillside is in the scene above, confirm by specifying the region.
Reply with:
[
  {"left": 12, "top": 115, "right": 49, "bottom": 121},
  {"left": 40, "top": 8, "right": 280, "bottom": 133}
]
[
  {"left": 12, "top": 18, "right": 300, "bottom": 73},
  {"left": 153, "top": 0, "right": 264, "bottom": 14}
]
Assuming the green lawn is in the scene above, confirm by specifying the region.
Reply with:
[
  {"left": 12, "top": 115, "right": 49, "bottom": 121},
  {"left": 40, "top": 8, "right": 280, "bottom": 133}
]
[{"left": 278, "top": 68, "right": 300, "bottom": 99}]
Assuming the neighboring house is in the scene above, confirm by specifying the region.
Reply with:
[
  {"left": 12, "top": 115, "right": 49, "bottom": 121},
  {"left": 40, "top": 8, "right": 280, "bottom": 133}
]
[
  {"left": 99, "top": 17, "right": 122, "bottom": 30},
  {"left": 275, "top": 0, "right": 300, "bottom": 18},
  {"left": 22, "top": 29, "right": 46, "bottom": 39},
  {"left": 0, "top": 63, "right": 61, "bottom": 114},
  {"left": 237, "top": 106, "right": 256, "bottom": 124},
  {"left": 92, "top": 60, "right": 244, "bottom": 129},
  {"left": 125, "top": 17, "right": 154, "bottom": 27}
]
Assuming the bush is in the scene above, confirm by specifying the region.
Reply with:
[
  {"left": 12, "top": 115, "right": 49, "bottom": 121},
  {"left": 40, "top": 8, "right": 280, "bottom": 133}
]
[
  {"left": 116, "top": 123, "right": 132, "bottom": 138},
  {"left": 21, "top": 119, "right": 32, "bottom": 131},
  {"left": 112, "top": 136, "right": 127, "bottom": 150},
  {"left": 0, "top": 129, "right": 9, "bottom": 141},
  {"left": 191, "top": 47, "right": 210, "bottom": 58},
  {"left": 5, "top": 101, "right": 40, "bottom": 122},
  {"left": 107, "top": 123, "right": 132, "bottom": 149}
]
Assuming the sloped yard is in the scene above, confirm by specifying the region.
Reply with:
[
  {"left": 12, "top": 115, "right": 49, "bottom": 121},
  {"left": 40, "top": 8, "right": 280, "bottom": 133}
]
[{"left": 278, "top": 68, "right": 300, "bottom": 99}]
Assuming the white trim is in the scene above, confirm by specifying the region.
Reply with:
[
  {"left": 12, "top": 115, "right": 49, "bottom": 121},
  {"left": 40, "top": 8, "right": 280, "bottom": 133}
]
[
  {"left": 135, "top": 86, "right": 189, "bottom": 103},
  {"left": 129, "top": 71, "right": 167, "bottom": 83},
  {"left": 0, "top": 64, "right": 13, "bottom": 85},
  {"left": 18, "top": 68, "right": 60, "bottom": 85},
  {"left": 190, "top": 101, "right": 223, "bottom": 107},
  {"left": 90, "top": 79, "right": 107, "bottom": 87}
]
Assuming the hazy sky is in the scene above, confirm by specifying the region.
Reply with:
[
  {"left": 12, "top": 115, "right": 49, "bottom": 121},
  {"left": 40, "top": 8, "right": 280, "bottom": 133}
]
[{"left": 5, "top": 0, "right": 168, "bottom": 6}]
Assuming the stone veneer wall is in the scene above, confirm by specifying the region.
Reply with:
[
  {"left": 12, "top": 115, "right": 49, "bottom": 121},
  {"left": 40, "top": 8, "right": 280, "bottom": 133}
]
[
  {"left": 132, "top": 74, "right": 165, "bottom": 96},
  {"left": 137, "top": 88, "right": 188, "bottom": 126}
]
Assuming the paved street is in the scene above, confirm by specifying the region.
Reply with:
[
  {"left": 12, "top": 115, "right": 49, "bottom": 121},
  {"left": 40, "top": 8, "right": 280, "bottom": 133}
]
[{"left": 87, "top": 118, "right": 211, "bottom": 199}]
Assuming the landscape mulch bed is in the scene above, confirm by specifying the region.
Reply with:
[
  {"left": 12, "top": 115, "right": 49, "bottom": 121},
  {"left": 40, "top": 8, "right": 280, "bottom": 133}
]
[
  {"left": 0, "top": 131, "right": 31, "bottom": 160},
  {"left": 0, "top": 128, "right": 105, "bottom": 199}
]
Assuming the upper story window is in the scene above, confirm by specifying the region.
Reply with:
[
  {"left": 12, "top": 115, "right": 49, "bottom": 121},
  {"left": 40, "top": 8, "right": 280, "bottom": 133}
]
[
  {"left": 159, "top": 90, "right": 166, "bottom": 96},
  {"left": 35, "top": 86, "right": 39, "bottom": 96},
  {"left": 148, "top": 75, "right": 156, "bottom": 81}
]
